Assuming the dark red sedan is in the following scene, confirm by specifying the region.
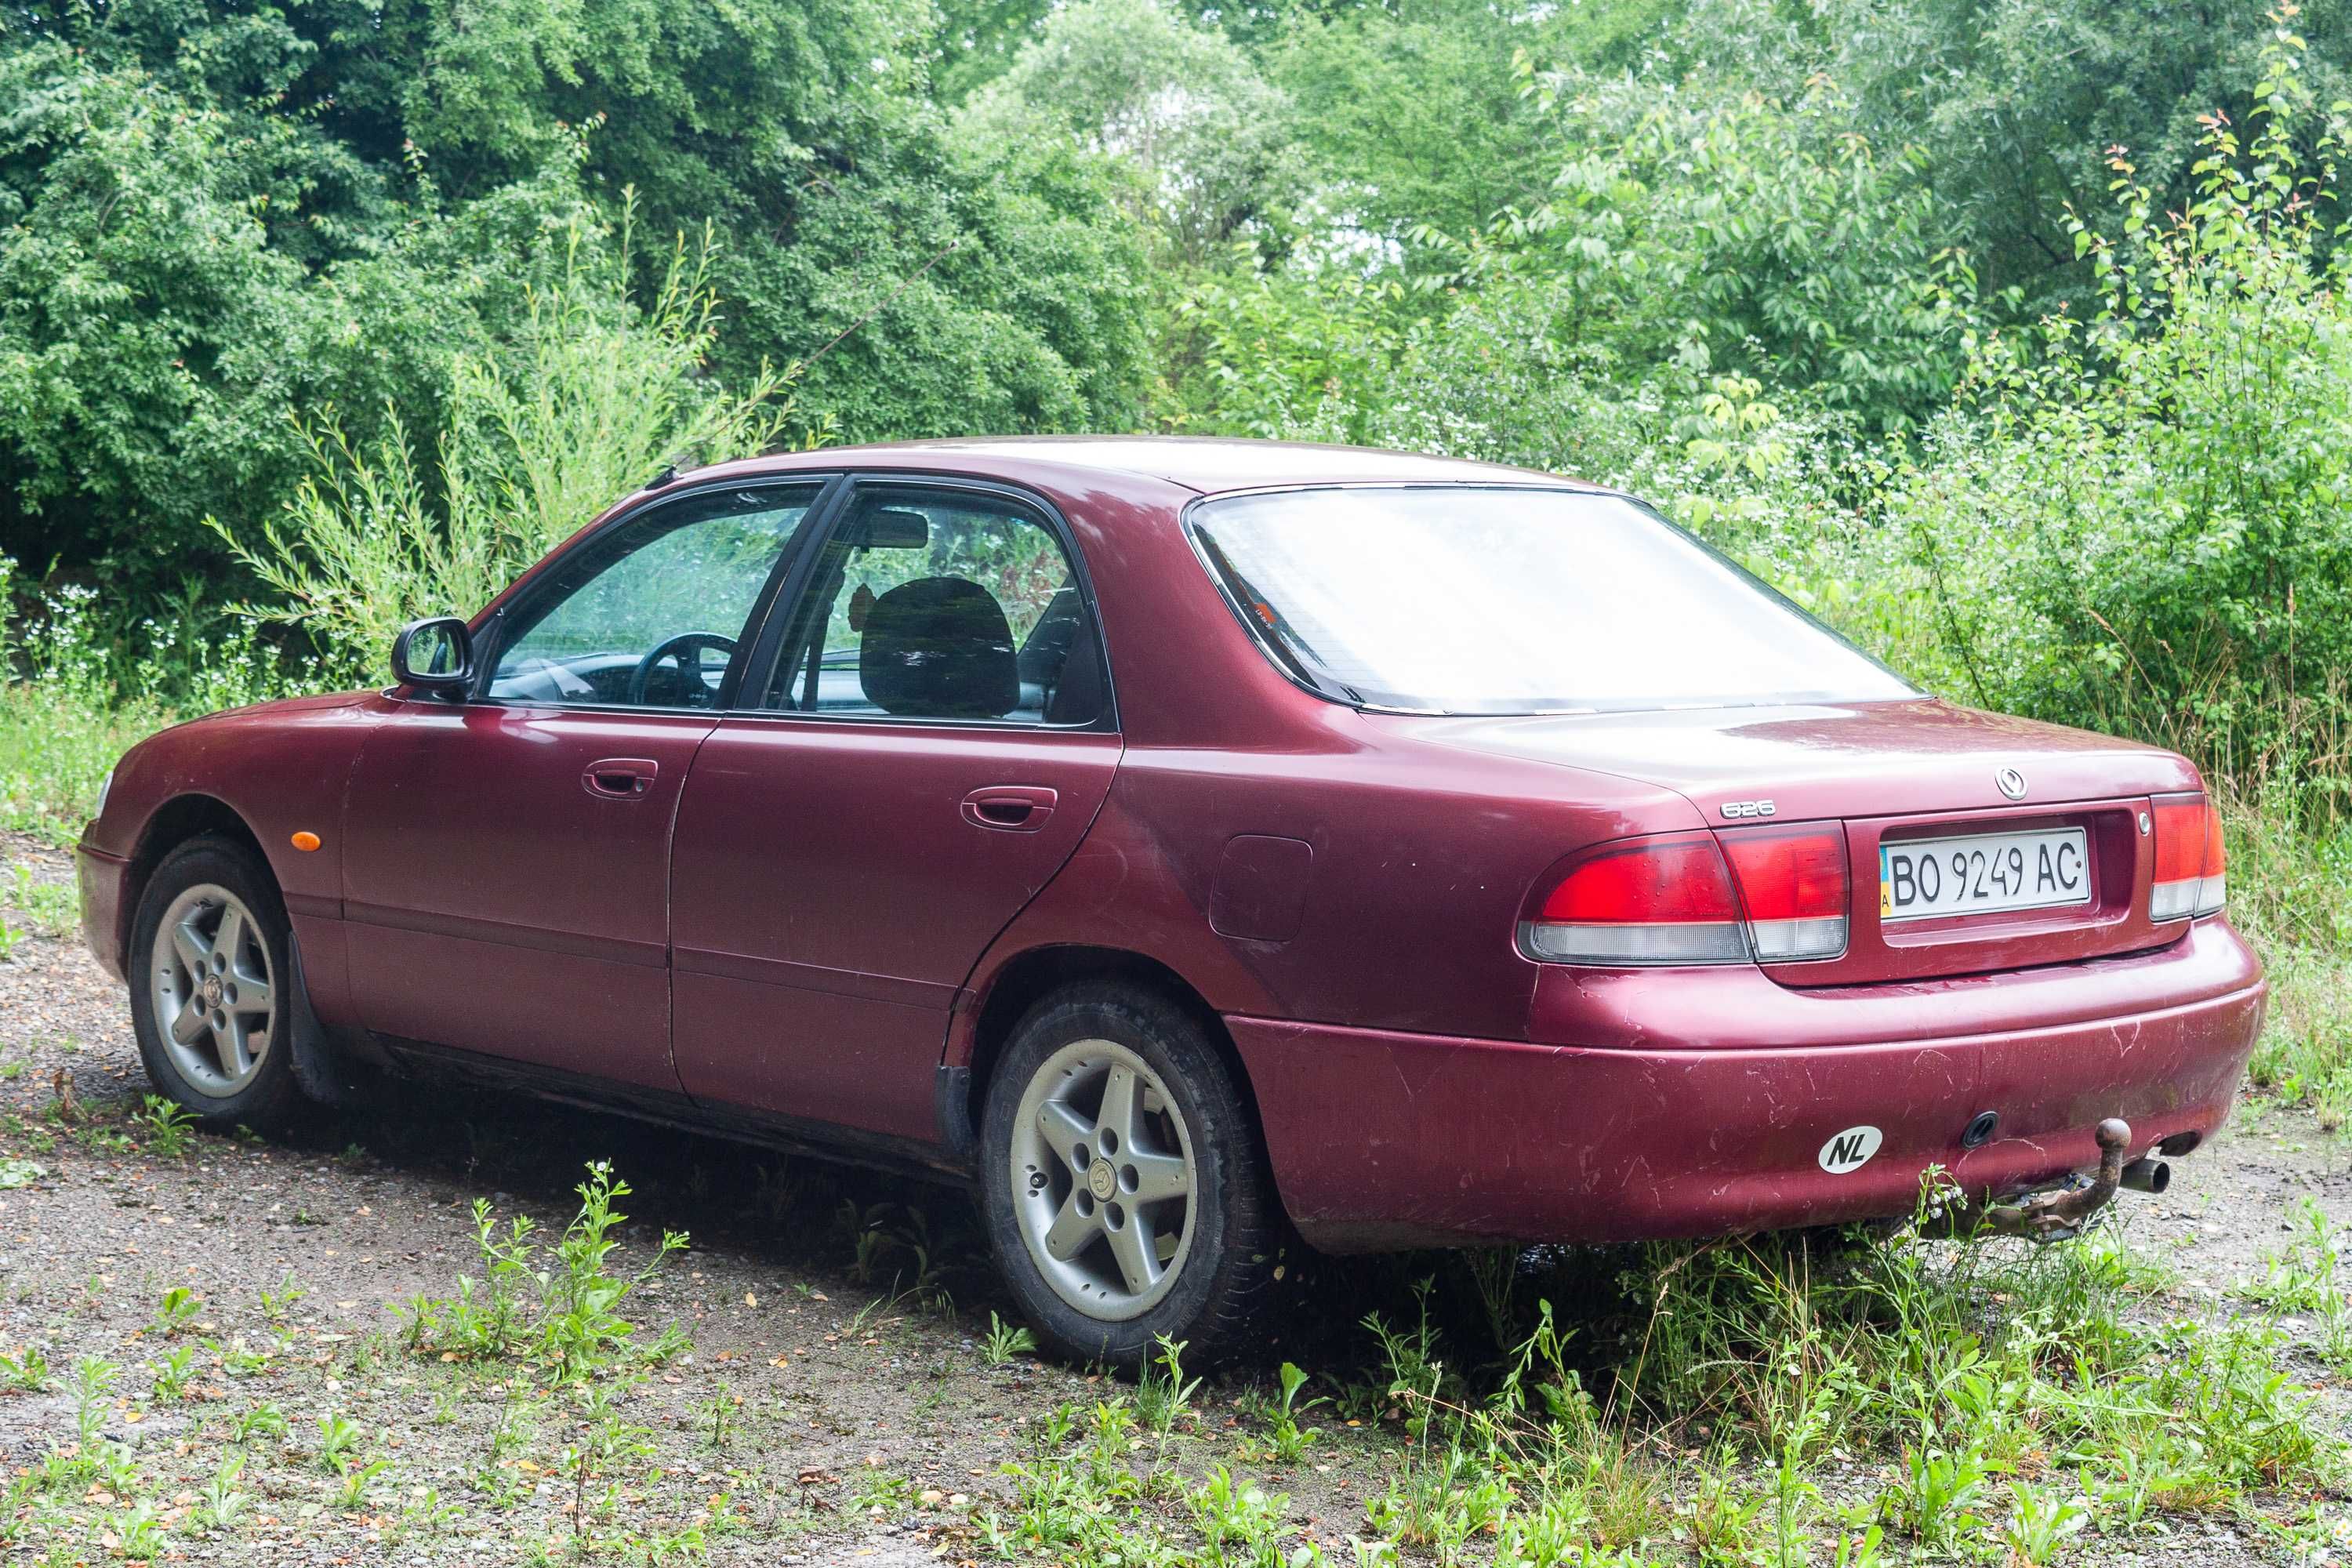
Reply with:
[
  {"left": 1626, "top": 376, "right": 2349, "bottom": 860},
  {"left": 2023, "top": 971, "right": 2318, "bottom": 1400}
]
[{"left": 76, "top": 439, "right": 2263, "bottom": 1362}]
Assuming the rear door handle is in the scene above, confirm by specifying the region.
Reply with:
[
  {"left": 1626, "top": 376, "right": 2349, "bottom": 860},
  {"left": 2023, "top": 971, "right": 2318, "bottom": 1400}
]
[
  {"left": 582, "top": 757, "right": 659, "bottom": 800},
  {"left": 961, "top": 785, "right": 1058, "bottom": 833}
]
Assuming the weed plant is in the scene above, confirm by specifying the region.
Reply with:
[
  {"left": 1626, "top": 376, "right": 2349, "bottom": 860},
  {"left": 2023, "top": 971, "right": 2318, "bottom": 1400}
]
[{"left": 397, "top": 1160, "right": 688, "bottom": 1382}]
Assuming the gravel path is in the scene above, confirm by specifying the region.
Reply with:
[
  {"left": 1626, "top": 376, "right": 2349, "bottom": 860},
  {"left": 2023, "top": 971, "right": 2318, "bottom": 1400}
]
[{"left": 0, "top": 832, "right": 2343, "bottom": 1564}]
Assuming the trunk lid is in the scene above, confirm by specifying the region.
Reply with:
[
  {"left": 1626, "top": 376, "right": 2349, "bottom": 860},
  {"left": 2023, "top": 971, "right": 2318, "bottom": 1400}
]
[{"left": 1380, "top": 697, "right": 2203, "bottom": 985}]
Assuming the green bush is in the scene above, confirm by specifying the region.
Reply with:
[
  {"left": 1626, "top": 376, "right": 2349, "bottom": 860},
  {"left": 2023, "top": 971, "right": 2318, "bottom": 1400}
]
[
  {"left": 212, "top": 218, "right": 800, "bottom": 682},
  {"left": 1883, "top": 42, "right": 2352, "bottom": 811}
]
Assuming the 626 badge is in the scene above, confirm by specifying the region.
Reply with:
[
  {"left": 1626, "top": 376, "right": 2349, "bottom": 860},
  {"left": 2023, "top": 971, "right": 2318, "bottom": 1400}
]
[{"left": 1880, "top": 826, "right": 2091, "bottom": 923}]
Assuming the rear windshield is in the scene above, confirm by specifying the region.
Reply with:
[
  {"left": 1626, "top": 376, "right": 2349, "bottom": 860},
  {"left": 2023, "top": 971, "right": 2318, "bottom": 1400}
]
[{"left": 1189, "top": 485, "right": 1916, "bottom": 715}]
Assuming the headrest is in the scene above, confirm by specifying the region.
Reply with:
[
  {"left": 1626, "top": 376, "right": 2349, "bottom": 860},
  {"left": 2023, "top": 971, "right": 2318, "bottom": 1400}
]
[
  {"left": 859, "top": 576, "right": 1018, "bottom": 719},
  {"left": 858, "top": 507, "right": 931, "bottom": 550}
]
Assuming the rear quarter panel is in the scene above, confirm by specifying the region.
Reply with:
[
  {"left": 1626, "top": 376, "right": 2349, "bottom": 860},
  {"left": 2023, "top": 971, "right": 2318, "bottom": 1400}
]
[{"left": 976, "top": 727, "right": 1700, "bottom": 1039}]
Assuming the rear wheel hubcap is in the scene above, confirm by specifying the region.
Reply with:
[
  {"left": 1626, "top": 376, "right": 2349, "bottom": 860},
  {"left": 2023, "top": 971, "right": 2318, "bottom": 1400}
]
[{"left": 1011, "top": 1038, "right": 1197, "bottom": 1321}]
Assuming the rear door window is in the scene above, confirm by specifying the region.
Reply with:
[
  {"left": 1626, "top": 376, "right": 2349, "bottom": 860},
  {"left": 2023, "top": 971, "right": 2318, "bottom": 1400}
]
[{"left": 760, "top": 487, "right": 1107, "bottom": 727}]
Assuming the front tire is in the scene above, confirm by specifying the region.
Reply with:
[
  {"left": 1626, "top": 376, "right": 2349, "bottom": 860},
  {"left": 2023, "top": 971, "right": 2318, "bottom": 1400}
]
[
  {"left": 127, "top": 836, "right": 304, "bottom": 1132},
  {"left": 979, "top": 984, "right": 1277, "bottom": 1368}
]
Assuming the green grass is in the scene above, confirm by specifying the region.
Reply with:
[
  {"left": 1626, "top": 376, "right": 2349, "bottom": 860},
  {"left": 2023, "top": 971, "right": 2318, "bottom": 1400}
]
[
  {"left": 0, "top": 1160, "right": 731, "bottom": 1566},
  {"left": 971, "top": 1214, "right": 2349, "bottom": 1566},
  {"left": 2221, "top": 794, "right": 2352, "bottom": 1123},
  {"left": 0, "top": 680, "right": 167, "bottom": 844},
  {"left": 4, "top": 1113, "right": 2348, "bottom": 1565},
  {"left": 2251, "top": 954, "right": 2352, "bottom": 1125}
]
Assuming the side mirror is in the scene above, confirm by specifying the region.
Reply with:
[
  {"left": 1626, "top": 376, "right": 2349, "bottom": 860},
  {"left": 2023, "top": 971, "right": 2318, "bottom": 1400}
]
[{"left": 390, "top": 616, "right": 474, "bottom": 699}]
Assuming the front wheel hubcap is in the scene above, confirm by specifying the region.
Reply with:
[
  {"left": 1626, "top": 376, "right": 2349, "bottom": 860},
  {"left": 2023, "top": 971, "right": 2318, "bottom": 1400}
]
[
  {"left": 1011, "top": 1039, "right": 1197, "bottom": 1321},
  {"left": 151, "top": 884, "right": 274, "bottom": 1097}
]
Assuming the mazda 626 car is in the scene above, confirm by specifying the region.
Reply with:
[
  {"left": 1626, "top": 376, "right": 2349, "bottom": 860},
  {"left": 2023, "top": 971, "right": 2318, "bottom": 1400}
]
[{"left": 76, "top": 438, "right": 2263, "bottom": 1363}]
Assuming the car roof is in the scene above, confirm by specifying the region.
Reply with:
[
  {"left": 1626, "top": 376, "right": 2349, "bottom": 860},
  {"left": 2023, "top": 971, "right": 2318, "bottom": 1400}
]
[{"left": 695, "top": 436, "right": 1606, "bottom": 497}]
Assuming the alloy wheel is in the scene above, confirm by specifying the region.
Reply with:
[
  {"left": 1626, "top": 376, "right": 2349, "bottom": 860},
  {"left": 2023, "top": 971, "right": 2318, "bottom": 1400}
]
[
  {"left": 150, "top": 883, "right": 276, "bottom": 1096},
  {"left": 1009, "top": 1038, "right": 1197, "bottom": 1320}
]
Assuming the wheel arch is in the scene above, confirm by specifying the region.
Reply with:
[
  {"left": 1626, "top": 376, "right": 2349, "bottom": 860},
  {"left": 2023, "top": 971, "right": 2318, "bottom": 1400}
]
[
  {"left": 121, "top": 791, "right": 379, "bottom": 1109},
  {"left": 119, "top": 793, "right": 270, "bottom": 946},
  {"left": 949, "top": 944, "right": 1269, "bottom": 1167}
]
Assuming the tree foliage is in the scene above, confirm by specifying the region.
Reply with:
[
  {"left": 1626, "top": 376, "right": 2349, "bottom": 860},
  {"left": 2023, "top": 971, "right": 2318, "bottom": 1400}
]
[
  {"left": 5, "top": 0, "right": 2351, "bottom": 805},
  {"left": 212, "top": 221, "right": 800, "bottom": 681},
  {"left": 1889, "top": 34, "right": 2352, "bottom": 793},
  {"left": 0, "top": 0, "right": 1149, "bottom": 604},
  {"left": 960, "top": 0, "right": 1311, "bottom": 266}
]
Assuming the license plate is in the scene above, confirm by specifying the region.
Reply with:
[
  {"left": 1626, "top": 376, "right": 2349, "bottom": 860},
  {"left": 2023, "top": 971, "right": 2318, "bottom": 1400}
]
[{"left": 1878, "top": 827, "right": 2090, "bottom": 923}]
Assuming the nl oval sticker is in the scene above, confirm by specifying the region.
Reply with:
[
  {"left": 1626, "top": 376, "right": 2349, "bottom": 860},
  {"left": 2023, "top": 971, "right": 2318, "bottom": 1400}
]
[{"left": 1817, "top": 1125, "right": 1883, "bottom": 1174}]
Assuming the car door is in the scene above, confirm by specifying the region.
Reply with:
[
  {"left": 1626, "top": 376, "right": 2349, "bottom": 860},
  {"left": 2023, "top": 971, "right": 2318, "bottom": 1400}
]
[
  {"left": 340, "top": 479, "right": 830, "bottom": 1091},
  {"left": 670, "top": 480, "right": 1121, "bottom": 1141}
]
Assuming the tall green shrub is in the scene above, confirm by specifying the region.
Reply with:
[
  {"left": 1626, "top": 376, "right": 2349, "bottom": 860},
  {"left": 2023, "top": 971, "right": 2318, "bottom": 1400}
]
[
  {"left": 212, "top": 218, "right": 803, "bottom": 683},
  {"left": 1886, "top": 27, "right": 2352, "bottom": 814}
]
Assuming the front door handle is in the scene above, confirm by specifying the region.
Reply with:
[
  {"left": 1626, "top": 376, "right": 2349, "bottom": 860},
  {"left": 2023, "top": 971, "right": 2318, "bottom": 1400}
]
[
  {"left": 582, "top": 757, "right": 659, "bottom": 800},
  {"left": 961, "top": 785, "right": 1058, "bottom": 833}
]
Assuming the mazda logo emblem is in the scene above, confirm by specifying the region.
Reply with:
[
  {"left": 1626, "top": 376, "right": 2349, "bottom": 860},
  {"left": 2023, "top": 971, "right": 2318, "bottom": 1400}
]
[{"left": 1995, "top": 767, "right": 2028, "bottom": 800}]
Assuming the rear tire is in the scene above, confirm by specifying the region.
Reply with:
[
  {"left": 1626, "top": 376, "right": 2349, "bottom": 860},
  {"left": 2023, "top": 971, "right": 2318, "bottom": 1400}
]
[
  {"left": 127, "top": 836, "right": 305, "bottom": 1133},
  {"left": 979, "top": 983, "right": 1278, "bottom": 1369}
]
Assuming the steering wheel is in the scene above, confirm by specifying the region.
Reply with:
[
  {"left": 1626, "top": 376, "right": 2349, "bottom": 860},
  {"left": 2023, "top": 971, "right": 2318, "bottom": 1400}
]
[{"left": 628, "top": 631, "right": 738, "bottom": 706}]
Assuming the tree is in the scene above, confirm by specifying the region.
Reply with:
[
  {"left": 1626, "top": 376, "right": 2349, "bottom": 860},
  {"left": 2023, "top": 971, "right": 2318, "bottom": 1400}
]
[
  {"left": 0, "top": 0, "right": 1155, "bottom": 604},
  {"left": 960, "top": 0, "right": 1312, "bottom": 265}
]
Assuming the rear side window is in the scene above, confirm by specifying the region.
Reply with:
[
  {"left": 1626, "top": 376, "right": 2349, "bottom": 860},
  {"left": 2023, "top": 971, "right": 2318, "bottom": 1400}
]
[
  {"left": 763, "top": 488, "right": 1106, "bottom": 726},
  {"left": 1189, "top": 485, "right": 1915, "bottom": 715}
]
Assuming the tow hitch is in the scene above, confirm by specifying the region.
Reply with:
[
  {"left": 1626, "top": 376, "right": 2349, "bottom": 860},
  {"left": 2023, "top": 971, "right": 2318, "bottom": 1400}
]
[{"left": 1935, "top": 1117, "right": 2150, "bottom": 1242}]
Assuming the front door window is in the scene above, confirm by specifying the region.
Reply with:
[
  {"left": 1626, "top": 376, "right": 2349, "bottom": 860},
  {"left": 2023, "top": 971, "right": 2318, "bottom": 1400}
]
[{"left": 487, "top": 484, "right": 820, "bottom": 708}]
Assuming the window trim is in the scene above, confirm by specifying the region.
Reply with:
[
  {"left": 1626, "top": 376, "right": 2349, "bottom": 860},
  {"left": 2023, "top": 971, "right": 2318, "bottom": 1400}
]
[
  {"left": 1179, "top": 481, "right": 1920, "bottom": 718},
  {"left": 463, "top": 474, "right": 848, "bottom": 715},
  {"left": 733, "top": 473, "right": 1120, "bottom": 734}
]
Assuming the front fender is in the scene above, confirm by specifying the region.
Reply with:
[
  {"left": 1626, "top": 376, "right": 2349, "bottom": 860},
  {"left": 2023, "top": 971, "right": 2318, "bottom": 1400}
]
[{"left": 85, "top": 691, "right": 389, "bottom": 1008}]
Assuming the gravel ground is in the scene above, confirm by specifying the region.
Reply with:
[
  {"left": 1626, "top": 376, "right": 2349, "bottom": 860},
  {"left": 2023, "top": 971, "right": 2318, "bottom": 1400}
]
[
  {"left": 0, "top": 832, "right": 2345, "bottom": 1565},
  {"left": 0, "top": 836, "right": 1405, "bottom": 1565}
]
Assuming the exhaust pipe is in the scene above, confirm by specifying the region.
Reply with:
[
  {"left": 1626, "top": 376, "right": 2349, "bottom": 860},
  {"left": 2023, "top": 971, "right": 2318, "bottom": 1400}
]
[{"left": 2118, "top": 1156, "right": 2169, "bottom": 1195}]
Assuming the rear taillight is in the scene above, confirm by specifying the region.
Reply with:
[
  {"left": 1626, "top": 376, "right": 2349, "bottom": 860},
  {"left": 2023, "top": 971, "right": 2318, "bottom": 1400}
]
[
  {"left": 2149, "top": 797, "right": 2204, "bottom": 920},
  {"left": 1519, "top": 832, "right": 1747, "bottom": 964},
  {"left": 2198, "top": 802, "right": 2227, "bottom": 915},
  {"left": 1519, "top": 824, "right": 1849, "bottom": 967},
  {"left": 2152, "top": 793, "right": 2227, "bottom": 920},
  {"left": 1718, "top": 822, "right": 1850, "bottom": 961}
]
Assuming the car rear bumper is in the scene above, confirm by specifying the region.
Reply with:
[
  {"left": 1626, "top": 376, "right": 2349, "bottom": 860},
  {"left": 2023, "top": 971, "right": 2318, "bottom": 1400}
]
[
  {"left": 1228, "top": 919, "right": 2264, "bottom": 1252},
  {"left": 74, "top": 840, "right": 130, "bottom": 982}
]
